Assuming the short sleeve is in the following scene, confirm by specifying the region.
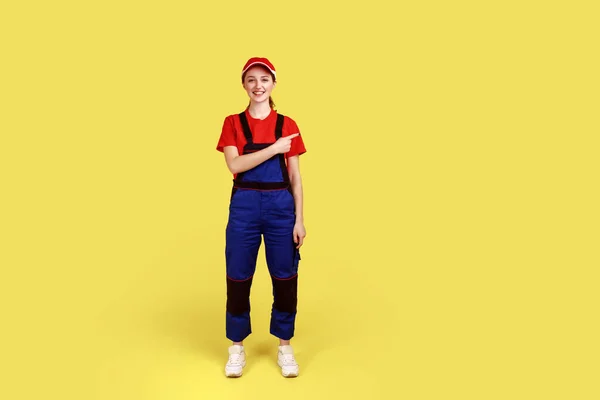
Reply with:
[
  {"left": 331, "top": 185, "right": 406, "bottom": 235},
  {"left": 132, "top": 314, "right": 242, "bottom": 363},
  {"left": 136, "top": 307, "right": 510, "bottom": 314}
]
[
  {"left": 284, "top": 117, "right": 307, "bottom": 158},
  {"left": 216, "top": 116, "right": 237, "bottom": 152}
]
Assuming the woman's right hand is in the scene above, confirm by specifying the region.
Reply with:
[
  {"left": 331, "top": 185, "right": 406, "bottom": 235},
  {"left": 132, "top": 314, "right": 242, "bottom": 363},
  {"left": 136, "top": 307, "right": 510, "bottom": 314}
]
[{"left": 271, "top": 133, "right": 300, "bottom": 154}]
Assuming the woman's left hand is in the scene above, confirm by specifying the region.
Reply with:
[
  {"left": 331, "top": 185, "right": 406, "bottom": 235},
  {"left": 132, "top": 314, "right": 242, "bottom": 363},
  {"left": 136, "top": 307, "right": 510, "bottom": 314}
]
[{"left": 293, "top": 222, "right": 306, "bottom": 249}]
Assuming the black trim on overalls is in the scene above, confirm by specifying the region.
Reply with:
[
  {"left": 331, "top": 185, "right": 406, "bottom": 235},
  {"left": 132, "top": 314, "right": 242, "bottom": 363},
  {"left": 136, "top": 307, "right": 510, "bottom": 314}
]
[
  {"left": 226, "top": 276, "right": 253, "bottom": 315},
  {"left": 231, "top": 111, "right": 293, "bottom": 197},
  {"left": 271, "top": 274, "right": 298, "bottom": 313}
]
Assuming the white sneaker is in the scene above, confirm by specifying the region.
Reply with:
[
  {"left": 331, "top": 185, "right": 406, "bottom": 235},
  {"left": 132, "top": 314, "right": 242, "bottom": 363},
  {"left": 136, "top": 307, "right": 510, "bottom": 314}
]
[
  {"left": 277, "top": 345, "right": 299, "bottom": 377},
  {"left": 225, "top": 345, "right": 246, "bottom": 377}
]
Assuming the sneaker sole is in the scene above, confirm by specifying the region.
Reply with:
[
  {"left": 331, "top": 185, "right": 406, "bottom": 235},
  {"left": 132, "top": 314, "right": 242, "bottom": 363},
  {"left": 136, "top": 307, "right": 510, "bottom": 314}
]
[
  {"left": 225, "top": 362, "right": 246, "bottom": 377},
  {"left": 278, "top": 362, "right": 299, "bottom": 377}
]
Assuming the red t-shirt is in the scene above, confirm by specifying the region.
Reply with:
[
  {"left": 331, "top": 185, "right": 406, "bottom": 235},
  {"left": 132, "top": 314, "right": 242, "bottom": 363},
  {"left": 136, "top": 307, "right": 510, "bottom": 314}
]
[{"left": 216, "top": 108, "right": 307, "bottom": 159}]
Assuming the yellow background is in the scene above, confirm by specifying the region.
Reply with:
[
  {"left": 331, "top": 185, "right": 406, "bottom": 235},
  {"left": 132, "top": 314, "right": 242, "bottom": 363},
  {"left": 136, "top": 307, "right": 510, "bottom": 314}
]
[{"left": 1, "top": 1, "right": 598, "bottom": 399}]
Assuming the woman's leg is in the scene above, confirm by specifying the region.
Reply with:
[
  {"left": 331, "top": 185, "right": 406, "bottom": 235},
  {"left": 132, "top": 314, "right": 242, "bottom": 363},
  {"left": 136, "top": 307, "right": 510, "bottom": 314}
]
[
  {"left": 264, "top": 213, "right": 301, "bottom": 378},
  {"left": 262, "top": 190, "right": 300, "bottom": 342},
  {"left": 225, "top": 190, "right": 262, "bottom": 343},
  {"left": 224, "top": 190, "right": 261, "bottom": 377}
]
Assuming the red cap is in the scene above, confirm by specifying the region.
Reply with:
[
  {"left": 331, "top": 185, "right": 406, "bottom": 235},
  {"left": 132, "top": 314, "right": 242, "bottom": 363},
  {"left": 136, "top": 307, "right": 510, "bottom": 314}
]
[{"left": 242, "top": 57, "right": 276, "bottom": 79}]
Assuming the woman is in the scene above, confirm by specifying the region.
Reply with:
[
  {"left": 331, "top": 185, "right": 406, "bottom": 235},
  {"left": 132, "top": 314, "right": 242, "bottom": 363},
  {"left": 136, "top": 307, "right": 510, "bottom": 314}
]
[{"left": 216, "top": 57, "right": 307, "bottom": 378}]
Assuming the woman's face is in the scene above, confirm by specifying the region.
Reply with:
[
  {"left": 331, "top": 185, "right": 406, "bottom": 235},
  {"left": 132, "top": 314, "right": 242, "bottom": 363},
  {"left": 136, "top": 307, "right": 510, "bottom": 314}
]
[{"left": 242, "top": 66, "right": 276, "bottom": 103}]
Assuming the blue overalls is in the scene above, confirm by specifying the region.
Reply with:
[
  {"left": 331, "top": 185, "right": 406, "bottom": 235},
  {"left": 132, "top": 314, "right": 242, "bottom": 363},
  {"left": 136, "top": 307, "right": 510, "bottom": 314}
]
[{"left": 225, "top": 111, "right": 301, "bottom": 342}]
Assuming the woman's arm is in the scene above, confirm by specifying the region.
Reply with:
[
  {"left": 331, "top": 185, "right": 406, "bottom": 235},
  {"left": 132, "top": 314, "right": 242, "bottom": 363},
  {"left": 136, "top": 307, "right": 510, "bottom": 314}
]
[
  {"left": 223, "top": 134, "right": 299, "bottom": 175},
  {"left": 223, "top": 145, "right": 276, "bottom": 174},
  {"left": 287, "top": 155, "right": 306, "bottom": 248}
]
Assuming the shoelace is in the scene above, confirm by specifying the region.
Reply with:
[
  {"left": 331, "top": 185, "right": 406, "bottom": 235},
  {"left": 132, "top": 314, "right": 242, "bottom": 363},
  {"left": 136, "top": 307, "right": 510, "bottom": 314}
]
[
  {"left": 228, "top": 353, "right": 243, "bottom": 365},
  {"left": 280, "top": 353, "right": 297, "bottom": 366}
]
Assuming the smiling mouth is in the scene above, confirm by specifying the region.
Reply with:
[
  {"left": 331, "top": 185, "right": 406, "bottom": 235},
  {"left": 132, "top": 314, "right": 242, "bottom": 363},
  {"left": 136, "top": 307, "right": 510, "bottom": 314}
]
[{"left": 253, "top": 91, "right": 265, "bottom": 95}]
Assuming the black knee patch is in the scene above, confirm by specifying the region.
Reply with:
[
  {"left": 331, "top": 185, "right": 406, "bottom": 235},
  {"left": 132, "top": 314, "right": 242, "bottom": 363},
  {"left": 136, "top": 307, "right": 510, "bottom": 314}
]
[
  {"left": 226, "top": 276, "right": 253, "bottom": 314},
  {"left": 271, "top": 275, "right": 298, "bottom": 313}
]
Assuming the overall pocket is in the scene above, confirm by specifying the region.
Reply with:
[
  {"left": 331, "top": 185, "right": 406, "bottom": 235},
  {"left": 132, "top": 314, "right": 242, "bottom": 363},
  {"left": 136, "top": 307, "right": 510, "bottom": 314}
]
[{"left": 293, "top": 247, "right": 301, "bottom": 273}]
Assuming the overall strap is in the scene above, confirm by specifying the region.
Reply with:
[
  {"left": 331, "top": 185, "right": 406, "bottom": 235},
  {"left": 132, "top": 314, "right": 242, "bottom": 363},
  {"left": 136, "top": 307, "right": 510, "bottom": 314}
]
[
  {"left": 276, "top": 113, "right": 291, "bottom": 186},
  {"left": 275, "top": 113, "right": 284, "bottom": 139},
  {"left": 238, "top": 111, "right": 253, "bottom": 144}
]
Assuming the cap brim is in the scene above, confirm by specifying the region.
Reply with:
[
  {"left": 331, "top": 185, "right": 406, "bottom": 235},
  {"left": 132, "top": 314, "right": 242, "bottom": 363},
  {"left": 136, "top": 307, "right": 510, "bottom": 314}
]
[{"left": 242, "top": 62, "right": 276, "bottom": 77}]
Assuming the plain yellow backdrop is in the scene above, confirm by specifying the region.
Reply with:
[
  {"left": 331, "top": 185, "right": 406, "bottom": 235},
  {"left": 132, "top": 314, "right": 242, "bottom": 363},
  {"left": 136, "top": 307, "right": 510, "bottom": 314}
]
[{"left": 1, "top": 1, "right": 599, "bottom": 399}]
